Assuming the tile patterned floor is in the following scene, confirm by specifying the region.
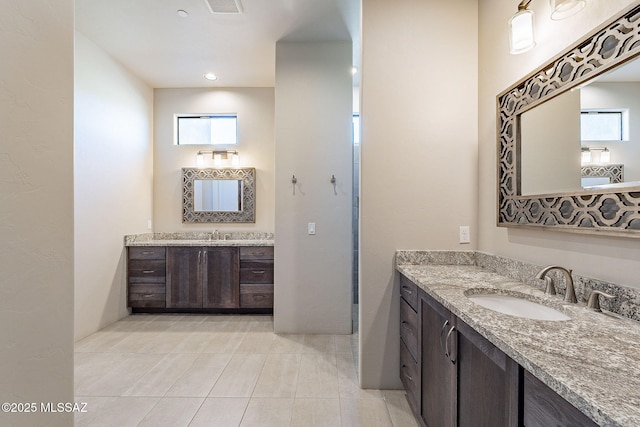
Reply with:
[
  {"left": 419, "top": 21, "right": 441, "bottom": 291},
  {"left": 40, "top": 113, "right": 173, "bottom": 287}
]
[{"left": 74, "top": 314, "right": 418, "bottom": 427}]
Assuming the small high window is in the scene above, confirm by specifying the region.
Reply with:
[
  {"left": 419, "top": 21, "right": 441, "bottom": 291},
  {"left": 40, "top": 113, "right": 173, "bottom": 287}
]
[
  {"left": 176, "top": 114, "right": 238, "bottom": 145},
  {"left": 580, "top": 110, "right": 625, "bottom": 142}
]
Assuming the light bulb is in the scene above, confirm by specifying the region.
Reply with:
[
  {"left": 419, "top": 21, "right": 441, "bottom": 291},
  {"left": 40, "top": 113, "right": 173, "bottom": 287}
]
[
  {"left": 581, "top": 149, "right": 591, "bottom": 165},
  {"left": 600, "top": 148, "right": 610, "bottom": 163},
  {"left": 550, "top": 0, "right": 586, "bottom": 20},
  {"left": 231, "top": 152, "right": 240, "bottom": 166},
  {"left": 196, "top": 153, "right": 204, "bottom": 167},
  {"left": 213, "top": 153, "right": 222, "bottom": 166},
  {"left": 509, "top": 9, "right": 535, "bottom": 55}
]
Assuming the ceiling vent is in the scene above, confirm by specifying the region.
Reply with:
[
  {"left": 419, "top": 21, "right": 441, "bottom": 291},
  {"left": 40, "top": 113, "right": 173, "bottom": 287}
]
[{"left": 204, "top": 0, "right": 243, "bottom": 14}]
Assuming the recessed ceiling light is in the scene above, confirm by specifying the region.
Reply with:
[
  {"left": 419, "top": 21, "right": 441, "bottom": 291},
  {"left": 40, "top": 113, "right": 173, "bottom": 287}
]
[
  {"left": 177, "top": 9, "right": 189, "bottom": 17},
  {"left": 204, "top": 73, "right": 218, "bottom": 81}
]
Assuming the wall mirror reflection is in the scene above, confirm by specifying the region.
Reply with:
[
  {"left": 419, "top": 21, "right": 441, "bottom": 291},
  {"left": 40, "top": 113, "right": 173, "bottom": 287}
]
[
  {"left": 497, "top": 3, "right": 640, "bottom": 236},
  {"left": 182, "top": 168, "right": 255, "bottom": 223},
  {"left": 520, "top": 56, "right": 640, "bottom": 196}
]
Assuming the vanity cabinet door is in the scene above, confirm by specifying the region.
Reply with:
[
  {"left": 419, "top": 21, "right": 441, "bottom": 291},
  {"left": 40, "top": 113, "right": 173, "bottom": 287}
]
[
  {"left": 202, "top": 246, "right": 239, "bottom": 308},
  {"left": 523, "top": 370, "right": 597, "bottom": 427},
  {"left": 421, "top": 291, "right": 457, "bottom": 427},
  {"left": 456, "top": 319, "right": 520, "bottom": 427},
  {"left": 166, "top": 247, "right": 203, "bottom": 308}
]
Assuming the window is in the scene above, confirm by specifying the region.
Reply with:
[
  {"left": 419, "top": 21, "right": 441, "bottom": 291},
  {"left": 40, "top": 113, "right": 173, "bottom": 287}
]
[
  {"left": 176, "top": 114, "right": 238, "bottom": 145},
  {"left": 580, "top": 110, "right": 625, "bottom": 141}
]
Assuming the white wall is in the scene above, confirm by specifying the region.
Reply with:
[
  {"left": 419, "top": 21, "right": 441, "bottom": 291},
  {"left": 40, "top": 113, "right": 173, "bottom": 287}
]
[
  {"left": 478, "top": 1, "right": 640, "bottom": 289},
  {"left": 274, "top": 41, "right": 353, "bottom": 334},
  {"left": 0, "top": 1, "right": 74, "bottom": 425},
  {"left": 360, "top": 0, "right": 478, "bottom": 388},
  {"left": 74, "top": 33, "right": 154, "bottom": 341},
  {"left": 153, "top": 88, "right": 275, "bottom": 233}
]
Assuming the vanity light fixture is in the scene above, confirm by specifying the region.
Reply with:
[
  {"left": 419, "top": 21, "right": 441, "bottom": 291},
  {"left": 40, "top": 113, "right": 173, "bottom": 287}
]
[
  {"left": 581, "top": 147, "right": 610, "bottom": 165},
  {"left": 196, "top": 150, "right": 240, "bottom": 167},
  {"left": 509, "top": 0, "right": 587, "bottom": 54}
]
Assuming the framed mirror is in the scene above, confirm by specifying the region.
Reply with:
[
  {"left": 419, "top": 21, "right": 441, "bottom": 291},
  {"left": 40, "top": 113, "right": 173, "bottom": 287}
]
[
  {"left": 182, "top": 168, "right": 256, "bottom": 223},
  {"left": 497, "top": 3, "right": 640, "bottom": 237}
]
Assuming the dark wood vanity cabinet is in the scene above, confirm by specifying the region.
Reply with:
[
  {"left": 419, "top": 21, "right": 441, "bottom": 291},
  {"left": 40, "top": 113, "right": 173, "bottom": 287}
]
[
  {"left": 127, "top": 247, "right": 167, "bottom": 308},
  {"left": 127, "top": 245, "right": 273, "bottom": 312},
  {"left": 400, "top": 273, "right": 600, "bottom": 427},
  {"left": 523, "top": 370, "right": 597, "bottom": 427},
  {"left": 166, "top": 246, "right": 239, "bottom": 309},
  {"left": 401, "top": 274, "right": 520, "bottom": 427},
  {"left": 239, "top": 246, "right": 274, "bottom": 308}
]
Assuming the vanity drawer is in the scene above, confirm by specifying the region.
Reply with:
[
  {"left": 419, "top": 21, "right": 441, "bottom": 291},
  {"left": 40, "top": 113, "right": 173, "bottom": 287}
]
[
  {"left": 400, "top": 298, "right": 419, "bottom": 361},
  {"left": 400, "top": 340, "right": 419, "bottom": 410},
  {"left": 128, "top": 260, "right": 166, "bottom": 283},
  {"left": 240, "top": 264, "right": 274, "bottom": 284},
  {"left": 129, "top": 247, "right": 166, "bottom": 260},
  {"left": 400, "top": 275, "right": 418, "bottom": 311},
  {"left": 128, "top": 283, "right": 166, "bottom": 308},
  {"left": 240, "top": 246, "right": 274, "bottom": 260},
  {"left": 240, "top": 284, "right": 274, "bottom": 308}
]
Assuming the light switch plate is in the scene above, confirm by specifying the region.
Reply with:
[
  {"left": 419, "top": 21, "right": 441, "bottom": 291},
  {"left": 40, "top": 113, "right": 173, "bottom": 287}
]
[{"left": 308, "top": 222, "right": 316, "bottom": 235}]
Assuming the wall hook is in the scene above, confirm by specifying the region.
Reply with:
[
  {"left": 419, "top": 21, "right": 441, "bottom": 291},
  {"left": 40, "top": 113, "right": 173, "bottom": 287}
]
[
  {"left": 291, "top": 174, "right": 297, "bottom": 195},
  {"left": 330, "top": 175, "right": 336, "bottom": 184},
  {"left": 330, "top": 174, "right": 337, "bottom": 195}
]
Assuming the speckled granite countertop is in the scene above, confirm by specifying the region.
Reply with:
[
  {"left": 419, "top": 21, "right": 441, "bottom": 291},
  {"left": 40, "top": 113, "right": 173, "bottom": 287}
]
[
  {"left": 397, "top": 263, "right": 640, "bottom": 427},
  {"left": 125, "top": 232, "right": 274, "bottom": 247}
]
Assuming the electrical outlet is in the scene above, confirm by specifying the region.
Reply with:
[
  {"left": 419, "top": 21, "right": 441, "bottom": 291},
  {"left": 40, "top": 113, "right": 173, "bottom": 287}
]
[
  {"left": 459, "top": 226, "right": 470, "bottom": 244},
  {"left": 308, "top": 222, "right": 316, "bottom": 235}
]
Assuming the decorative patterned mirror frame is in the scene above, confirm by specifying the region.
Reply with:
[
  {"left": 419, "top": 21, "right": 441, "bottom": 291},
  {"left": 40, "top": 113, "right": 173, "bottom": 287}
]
[
  {"left": 497, "top": 3, "right": 640, "bottom": 237},
  {"left": 182, "top": 168, "right": 256, "bottom": 223}
]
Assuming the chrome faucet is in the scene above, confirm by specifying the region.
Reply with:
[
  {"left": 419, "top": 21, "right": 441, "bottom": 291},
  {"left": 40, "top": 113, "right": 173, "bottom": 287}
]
[{"left": 536, "top": 266, "right": 577, "bottom": 303}]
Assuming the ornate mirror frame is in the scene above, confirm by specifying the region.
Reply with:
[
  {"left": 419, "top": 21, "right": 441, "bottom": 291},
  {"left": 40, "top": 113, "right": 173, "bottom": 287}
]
[
  {"left": 497, "top": 3, "right": 640, "bottom": 237},
  {"left": 182, "top": 167, "right": 256, "bottom": 223}
]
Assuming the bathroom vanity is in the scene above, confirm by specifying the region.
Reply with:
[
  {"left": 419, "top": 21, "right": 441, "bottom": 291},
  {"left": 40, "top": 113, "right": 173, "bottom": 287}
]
[
  {"left": 126, "top": 233, "right": 274, "bottom": 313},
  {"left": 397, "top": 251, "right": 640, "bottom": 427}
]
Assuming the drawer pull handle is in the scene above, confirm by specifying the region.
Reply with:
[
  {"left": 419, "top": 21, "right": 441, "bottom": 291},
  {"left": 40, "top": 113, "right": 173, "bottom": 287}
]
[
  {"left": 252, "top": 270, "right": 266, "bottom": 274},
  {"left": 142, "top": 294, "right": 155, "bottom": 298},
  {"left": 141, "top": 251, "right": 155, "bottom": 255},
  {"left": 401, "top": 286, "right": 413, "bottom": 295},
  {"left": 253, "top": 295, "right": 265, "bottom": 301},
  {"left": 439, "top": 320, "right": 450, "bottom": 353},
  {"left": 142, "top": 270, "right": 155, "bottom": 274},
  {"left": 445, "top": 326, "right": 457, "bottom": 364}
]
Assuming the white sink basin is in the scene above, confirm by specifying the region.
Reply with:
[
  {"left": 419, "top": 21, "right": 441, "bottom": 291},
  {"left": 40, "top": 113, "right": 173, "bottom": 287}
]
[{"left": 467, "top": 293, "right": 571, "bottom": 321}]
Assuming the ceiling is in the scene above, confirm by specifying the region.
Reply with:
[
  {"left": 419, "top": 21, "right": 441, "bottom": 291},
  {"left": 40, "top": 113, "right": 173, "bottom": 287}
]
[{"left": 76, "top": 0, "right": 360, "bottom": 88}]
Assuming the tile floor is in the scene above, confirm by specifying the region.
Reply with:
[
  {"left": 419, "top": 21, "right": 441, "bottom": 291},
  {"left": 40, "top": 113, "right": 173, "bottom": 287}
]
[{"left": 74, "top": 314, "right": 419, "bottom": 427}]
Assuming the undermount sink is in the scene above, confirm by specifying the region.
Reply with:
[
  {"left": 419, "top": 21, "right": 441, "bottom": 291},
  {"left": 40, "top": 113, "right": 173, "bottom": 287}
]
[{"left": 466, "top": 291, "right": 571, "bottom": 321}]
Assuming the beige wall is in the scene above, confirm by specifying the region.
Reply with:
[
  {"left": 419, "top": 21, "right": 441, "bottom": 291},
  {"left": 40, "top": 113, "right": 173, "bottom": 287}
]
[
  {"left": 478, "top": 1, "right": 640, "bottom": 288},
  {"left": 274, "top": 41, "right": 353, "bottom": 334},
  {"left": 0, "top": 1, "right": 75, "bottom": 425},
  {"left": 360, "top": 0, "right": 479, "bottom": 388},
  {"left": 153, "top": 88, "right": 275, "bottom": 233},
  {"left": 74, "top": 33, "right": 154, "bottom": 341},
  {"left": 521, "top": 89, "right": 581, "bottom": 195}
]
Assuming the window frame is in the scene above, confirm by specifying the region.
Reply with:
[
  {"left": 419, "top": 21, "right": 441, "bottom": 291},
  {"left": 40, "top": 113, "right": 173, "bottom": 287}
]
[
  {"left": 580, "top": 109, "right": 628, "bottom": 142},
  {"left": 174, "top": 113, "right": 239, "bottom": 146}
]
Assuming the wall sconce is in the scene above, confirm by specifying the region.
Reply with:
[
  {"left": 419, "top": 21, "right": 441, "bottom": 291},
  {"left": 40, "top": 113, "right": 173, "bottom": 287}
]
[
  {"left": 509, "top": 0, "right": 587, "bottom": 55},
  {"left": 196, "top": 150, "right": 240, "bottom": 168},
  {"left": 581, "top": 147, "right": 610, "bottom": 165}
]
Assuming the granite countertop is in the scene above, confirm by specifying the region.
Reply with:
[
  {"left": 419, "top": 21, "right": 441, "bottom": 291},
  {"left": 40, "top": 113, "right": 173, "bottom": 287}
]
[
  {"left": 397, "top": 263, "right": 640, "bottom": 427},
  {"left": 125, "top": 232, "right": 274, "bottom": 247}
]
